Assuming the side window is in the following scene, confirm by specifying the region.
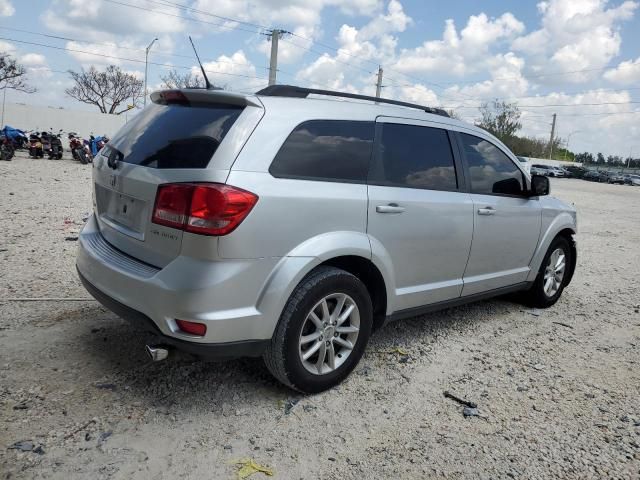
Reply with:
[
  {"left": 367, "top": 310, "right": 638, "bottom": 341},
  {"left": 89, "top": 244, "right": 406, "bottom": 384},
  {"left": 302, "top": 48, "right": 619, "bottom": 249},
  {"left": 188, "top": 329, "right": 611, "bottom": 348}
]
[
  {"left": 370, "top": 123, "right": 457, "bottom": 191},
  {"left": 269, "top": 120, "right": 374, "bottom": 183},
  {"left": 459, "top": 133, "right": 525, "bottom": 195}
]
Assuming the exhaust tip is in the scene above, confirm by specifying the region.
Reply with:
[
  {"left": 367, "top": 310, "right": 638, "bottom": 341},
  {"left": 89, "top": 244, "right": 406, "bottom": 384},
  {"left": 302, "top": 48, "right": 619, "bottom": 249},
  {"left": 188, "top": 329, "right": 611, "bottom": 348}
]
[{"left": 146, "top": 344, "right": 169, "bottom": 362}]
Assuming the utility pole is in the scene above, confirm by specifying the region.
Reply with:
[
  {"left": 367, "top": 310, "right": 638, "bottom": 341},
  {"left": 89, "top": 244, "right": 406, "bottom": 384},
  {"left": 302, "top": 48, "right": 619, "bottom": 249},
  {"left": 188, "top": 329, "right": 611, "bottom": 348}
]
[
  {"left": 268, "top": 29, "right": 283, "bottom": 86},
  {"left": 143, "top": 37, "right": 158, "bottom": 108},
  {"left": 1, "top": 86, "right": 6, "bottom": 127},
  {"left": 548, "top": 113, "right": 556, "bottom": 160},
  {"left": 375, "top": 66, "right": 383, "bottom": 98}
]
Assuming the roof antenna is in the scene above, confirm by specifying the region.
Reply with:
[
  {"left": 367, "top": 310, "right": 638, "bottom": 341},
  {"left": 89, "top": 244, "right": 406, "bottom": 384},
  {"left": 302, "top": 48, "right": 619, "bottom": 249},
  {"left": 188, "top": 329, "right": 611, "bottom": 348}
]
[{"left": 188, "top": 36, "right": 212, "bottom": 89}]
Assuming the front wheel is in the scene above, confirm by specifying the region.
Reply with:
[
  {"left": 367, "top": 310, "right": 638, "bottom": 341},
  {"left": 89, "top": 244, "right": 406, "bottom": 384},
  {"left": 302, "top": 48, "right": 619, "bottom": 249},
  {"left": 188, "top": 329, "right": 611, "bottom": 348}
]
[
  {"left": 264, "top": 266, "right": 373, "bottom": 393},
  {"left": 521, "top": 236, "right": 572, "bottom": 308}
]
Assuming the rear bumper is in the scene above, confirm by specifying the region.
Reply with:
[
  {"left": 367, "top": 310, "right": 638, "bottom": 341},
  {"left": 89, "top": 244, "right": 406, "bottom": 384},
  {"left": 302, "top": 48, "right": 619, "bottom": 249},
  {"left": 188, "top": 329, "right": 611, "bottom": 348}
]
[
  {"left": 76, "top": 214, "right": 280, "bottom": 346},
  {"left": 78, "top": 270, "right": 268, "bottom": 359}
]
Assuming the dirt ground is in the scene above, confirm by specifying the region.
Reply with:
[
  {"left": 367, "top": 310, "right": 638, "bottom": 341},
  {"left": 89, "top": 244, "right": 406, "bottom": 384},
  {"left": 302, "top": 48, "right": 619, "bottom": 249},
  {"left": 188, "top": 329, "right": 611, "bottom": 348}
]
[{"left": 1, "top": 151, "right": 639, "bottom": 480}]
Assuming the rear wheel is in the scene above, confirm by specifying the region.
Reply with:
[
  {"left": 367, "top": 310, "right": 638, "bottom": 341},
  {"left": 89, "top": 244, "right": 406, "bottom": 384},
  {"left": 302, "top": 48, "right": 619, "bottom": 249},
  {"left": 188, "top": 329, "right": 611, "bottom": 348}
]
[
  {"left": 521, "top": 236, "right": 572, "bottom": 308},
  {"left": 264, "top": 266, "right": 373, "bottom": 393}
]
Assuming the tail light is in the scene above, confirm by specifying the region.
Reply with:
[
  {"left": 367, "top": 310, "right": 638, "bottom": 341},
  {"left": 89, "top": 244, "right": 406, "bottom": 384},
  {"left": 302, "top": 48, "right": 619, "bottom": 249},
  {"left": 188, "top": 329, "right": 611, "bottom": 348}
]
[{"left": 152, "top": 183, "right": 258, "bottom": 236}]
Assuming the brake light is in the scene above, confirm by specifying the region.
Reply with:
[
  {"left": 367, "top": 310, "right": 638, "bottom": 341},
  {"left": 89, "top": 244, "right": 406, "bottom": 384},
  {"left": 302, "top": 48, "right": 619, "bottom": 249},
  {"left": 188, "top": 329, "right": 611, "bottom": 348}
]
[
  {"left": 152, "top": 183, "right": 258, "bottom": 236},
  {"left": 151, "top": 90, "right": 190, "bottom": 105},
  {"left": 175, "top": 319, "right": 207, "bottom": 336}
]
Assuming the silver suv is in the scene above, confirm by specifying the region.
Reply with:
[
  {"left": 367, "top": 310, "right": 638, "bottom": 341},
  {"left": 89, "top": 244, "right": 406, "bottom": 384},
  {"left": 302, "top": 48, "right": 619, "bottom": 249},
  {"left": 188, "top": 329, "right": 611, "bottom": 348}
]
[{"left": 76, "top": 85, "right": 577, "bottom": 393}]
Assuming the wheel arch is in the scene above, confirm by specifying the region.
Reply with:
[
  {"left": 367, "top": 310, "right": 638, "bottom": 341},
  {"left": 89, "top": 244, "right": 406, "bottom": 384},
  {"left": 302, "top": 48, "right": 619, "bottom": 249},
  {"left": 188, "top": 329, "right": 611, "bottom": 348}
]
[{"left": 527, "top": 217, "right": 577, "bottom": 284}]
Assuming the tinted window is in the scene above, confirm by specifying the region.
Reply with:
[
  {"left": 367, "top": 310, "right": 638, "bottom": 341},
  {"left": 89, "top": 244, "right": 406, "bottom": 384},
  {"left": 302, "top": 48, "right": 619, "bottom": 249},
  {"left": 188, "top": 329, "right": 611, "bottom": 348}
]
[
  {"left": 460, "top": 133, "right": 525, "bottom": 195},
  {"left": 269, "top": 120, "right": 374, "bottom": 182},
  {"left": 370, "top": 124, "right": 457, "bottom": 190},
  {"left": 106, "top": 103, "right": 243, "bottom": 168}
]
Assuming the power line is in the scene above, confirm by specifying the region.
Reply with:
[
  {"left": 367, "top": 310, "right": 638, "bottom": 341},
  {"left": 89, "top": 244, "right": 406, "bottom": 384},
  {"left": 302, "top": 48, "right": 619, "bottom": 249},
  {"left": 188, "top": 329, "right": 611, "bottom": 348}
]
[
  {"left": 0, "top": 26, "right": 270, "bottom": 70},
  {"left": 0, "top": 36, "right": 267, "bottom": 80},
  {"left": 101, "top": 0, "right": 264, "bottom": 35},
  {"left": 146, "top": 0, "right": 271, "bottom": 31}
]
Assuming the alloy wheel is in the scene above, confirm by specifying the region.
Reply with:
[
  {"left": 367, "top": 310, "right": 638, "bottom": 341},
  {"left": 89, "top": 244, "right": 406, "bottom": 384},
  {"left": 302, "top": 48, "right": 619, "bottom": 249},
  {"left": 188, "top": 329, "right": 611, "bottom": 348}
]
[
  {"left": 543, "top": 248, "right": 566, "bottom": 297},
  {"left": 298, "top": 293, "right": 360, "bottom": 375}
]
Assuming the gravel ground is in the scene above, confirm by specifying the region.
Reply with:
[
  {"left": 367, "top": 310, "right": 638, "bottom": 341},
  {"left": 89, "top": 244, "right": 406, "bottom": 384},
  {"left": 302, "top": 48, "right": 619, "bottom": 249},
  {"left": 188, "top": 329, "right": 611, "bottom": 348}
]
[{"left": 1, "top": 151, "right": 639, "bottom": 480}]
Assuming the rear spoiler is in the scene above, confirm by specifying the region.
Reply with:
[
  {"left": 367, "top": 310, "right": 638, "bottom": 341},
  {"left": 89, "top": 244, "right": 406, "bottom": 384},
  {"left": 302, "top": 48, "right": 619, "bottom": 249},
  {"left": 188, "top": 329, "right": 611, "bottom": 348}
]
[{"left": 150, "top": 89, "right": 263, "bottom": 108}]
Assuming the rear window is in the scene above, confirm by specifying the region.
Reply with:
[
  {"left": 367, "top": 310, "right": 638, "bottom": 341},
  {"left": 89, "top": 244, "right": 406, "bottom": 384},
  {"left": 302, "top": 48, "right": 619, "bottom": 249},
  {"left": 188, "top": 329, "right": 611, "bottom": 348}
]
[
  {"left": 105, "top": 103, "right": 243, "bottom": 169},
  {"left": 269, "top": 120, "right": 374, "bottom": 183}
]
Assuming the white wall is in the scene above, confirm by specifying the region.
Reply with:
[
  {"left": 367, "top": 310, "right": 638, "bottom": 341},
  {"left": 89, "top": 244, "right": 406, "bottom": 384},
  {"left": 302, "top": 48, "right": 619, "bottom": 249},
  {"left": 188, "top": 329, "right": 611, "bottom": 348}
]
[
  {"left": 519, "top": 157, "right": 583, "bottom": 167},
  {"left": 1, "top": 103, "right": 137, "bottom": 139}
]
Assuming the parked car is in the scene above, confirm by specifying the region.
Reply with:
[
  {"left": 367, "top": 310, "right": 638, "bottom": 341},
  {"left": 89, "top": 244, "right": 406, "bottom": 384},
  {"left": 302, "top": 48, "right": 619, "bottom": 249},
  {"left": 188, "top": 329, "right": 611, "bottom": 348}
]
[
  {"left": 531, "top": 164, "right": 565, "bottom": 177},
  {"left": 564, "top": 165, "right": 589, "bottom": 179},
  {"left": 624, "top": 174, "right": 640, "bottom": 186},
  {"left": 583, "top": 171, "right": 601, "bottom": 182},
  {"left": 76, "top": 85, "right": 577, "bottom": 393},
  {"left": 608, "top": 173, "right": 626, "bottom": 184},
  {"left": 530, "top": 165, "right": 548, "bottom": 176}
]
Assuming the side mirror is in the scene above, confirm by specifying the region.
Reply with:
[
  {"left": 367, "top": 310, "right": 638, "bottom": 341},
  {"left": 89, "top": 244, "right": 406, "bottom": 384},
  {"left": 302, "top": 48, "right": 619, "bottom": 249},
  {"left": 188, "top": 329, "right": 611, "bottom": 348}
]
[{"left": 530, "top": 174, "right": 550, "bottom": 196}]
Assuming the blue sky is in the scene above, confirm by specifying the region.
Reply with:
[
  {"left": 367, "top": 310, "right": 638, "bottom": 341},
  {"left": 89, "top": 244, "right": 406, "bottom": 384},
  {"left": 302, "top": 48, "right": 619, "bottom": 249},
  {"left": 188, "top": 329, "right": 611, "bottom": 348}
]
[{"left": 0, "top": 0, "right": 639, "bottom": 156}]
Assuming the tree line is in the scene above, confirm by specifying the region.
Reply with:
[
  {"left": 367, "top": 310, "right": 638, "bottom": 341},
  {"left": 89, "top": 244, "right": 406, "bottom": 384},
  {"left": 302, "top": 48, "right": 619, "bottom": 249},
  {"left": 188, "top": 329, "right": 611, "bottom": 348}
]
[{"left": 475, "top": 99, "right": 639, "bottom": 168}]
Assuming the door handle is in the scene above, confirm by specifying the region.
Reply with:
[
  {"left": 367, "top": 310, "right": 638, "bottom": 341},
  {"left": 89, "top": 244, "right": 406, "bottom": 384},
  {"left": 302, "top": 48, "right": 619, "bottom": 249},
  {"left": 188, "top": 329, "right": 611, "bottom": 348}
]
[
  {"left": 477, "top": 207, "right": 496, "bottom": 216},
  {"left": 376, "top": 204, "right": 405, "bottom": 214}
]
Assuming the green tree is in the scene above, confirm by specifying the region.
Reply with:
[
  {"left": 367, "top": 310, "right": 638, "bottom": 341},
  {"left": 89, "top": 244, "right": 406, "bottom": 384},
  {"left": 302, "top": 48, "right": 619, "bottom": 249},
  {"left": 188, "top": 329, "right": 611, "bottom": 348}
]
[{"left": 476, "top": 100, "right": 522, "bottom": 142}]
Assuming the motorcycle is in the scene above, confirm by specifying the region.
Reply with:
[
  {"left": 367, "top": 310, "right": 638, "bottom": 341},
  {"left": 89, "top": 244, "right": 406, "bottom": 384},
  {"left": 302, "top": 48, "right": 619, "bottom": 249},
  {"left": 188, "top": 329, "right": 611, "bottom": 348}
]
[
  {"left": 68, "top": 132, "right": 91, "bottom": 164},
  {"left": 48, "top": 129, "right": 64, "bottom": 159},
  {"left": 28, "top": 132, "right": 44, "bottom": 158},
  {"left": 1, "top": 126, "right": 28, "bottom": 150},
  {"left": 40, "top": 131, "right": 52, "bottom": 158},
  {"left": 0, "top": 132, "right": 15, "bottom": 160},
  {"left": 88, "top": 134, "right": 109, "bottom": 157}
]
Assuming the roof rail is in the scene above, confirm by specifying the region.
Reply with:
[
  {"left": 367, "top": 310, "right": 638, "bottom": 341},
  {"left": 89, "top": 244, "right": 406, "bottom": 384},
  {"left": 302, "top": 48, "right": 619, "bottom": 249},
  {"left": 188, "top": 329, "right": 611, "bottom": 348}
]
[{"left": 256, "top": 84, "right": 449, "bottom": 117}]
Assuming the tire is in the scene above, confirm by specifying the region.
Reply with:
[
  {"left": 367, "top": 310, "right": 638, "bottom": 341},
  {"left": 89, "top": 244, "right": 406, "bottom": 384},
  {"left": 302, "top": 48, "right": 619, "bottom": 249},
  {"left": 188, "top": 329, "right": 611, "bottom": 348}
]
[
  {"left": 521, "top": 236, "right": 572, "bottom": 308},
  {"left": 263, "top": 266, "right": 373, "bottom": 393}
]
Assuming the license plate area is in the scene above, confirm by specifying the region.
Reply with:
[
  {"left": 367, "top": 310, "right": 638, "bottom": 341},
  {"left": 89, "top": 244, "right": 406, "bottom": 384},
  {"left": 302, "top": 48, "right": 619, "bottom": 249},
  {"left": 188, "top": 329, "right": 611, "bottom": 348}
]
[{"left": 95, "top": 184, "right": 148, "bottom": 240}]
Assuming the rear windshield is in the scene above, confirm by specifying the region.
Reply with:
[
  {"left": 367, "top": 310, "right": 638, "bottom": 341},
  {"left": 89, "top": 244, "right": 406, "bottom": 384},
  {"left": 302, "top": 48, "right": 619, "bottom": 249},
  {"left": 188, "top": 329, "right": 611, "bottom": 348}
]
[{"left": 105, "top": 103, "right": 243, "bottom": 169}]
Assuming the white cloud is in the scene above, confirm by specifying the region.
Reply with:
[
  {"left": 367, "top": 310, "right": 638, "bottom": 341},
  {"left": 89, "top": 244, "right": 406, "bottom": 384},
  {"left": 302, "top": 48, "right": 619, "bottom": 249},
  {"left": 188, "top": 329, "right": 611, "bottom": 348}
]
[
  {"left": 393, "top": 13, "right": 524, "bottom": 76},
  {"left": 512, "top": 0, "right": 639, "bottom": 83},
  {"left": 20, "top": 53, "right": 47, "bottom": 67},
  {"left": 604, "top": 57, "right": 640, "bottom": 85},
  {"left": 0, "top": 40, "right": 15, "bottom": 54},
  {"left": 0, "top": 0, "right": 14, "bottom": 16},
  {"left": 195, "top": 50, "right": 264, "bottom": 90},
  {"left": 42, "top": 0, "right": 186, "bottom": 40},
  {"left": 296, "top": 1, "right": 411, "bottom": 90}
]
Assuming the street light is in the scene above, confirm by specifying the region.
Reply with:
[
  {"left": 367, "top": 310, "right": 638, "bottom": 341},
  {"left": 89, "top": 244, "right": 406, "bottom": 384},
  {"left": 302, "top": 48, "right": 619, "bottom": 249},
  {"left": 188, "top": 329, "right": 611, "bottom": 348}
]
[
  {"left": 564, "top": 130, "right": 582, "bottom": 161},
  {"left": 143, "top": 37, "right": 158, "bottom": 108}
]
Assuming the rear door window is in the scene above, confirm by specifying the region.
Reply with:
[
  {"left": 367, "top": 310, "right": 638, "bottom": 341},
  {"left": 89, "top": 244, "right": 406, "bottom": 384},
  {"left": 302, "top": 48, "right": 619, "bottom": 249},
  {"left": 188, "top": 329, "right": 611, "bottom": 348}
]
[
  {"left": 369, "top": 123, "right": 458, "bottom": 191},
  {"left": 269, "top": 120, "right": 374, "bottom": 183},
  {"left": 105, "top": 103, "right": 243, "bottom": 169},
  {"left": 459, "top": 133, "right": 525, "bottom": 196}
]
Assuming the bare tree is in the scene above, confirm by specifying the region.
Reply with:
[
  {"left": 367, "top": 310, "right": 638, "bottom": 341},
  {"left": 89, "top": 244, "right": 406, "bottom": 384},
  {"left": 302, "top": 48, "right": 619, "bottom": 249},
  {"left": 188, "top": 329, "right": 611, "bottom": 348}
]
[
  {"left": 160, "top": 69, "right": 204, "bottom": 89},
  {"left": 160, "top": 69, "right": 224, "bottom": 90},
  {"left": 445, "top": 109, "right": 461, "bottom": 120},
  {"left": 65, "top": 65, "right": 143, "bottom": 114},
  {"left": 0, "top": 53, "right": 35, "bottom": 93},
  {"left": 476, "top": 99, "right": 522, "bottom": 141}
]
